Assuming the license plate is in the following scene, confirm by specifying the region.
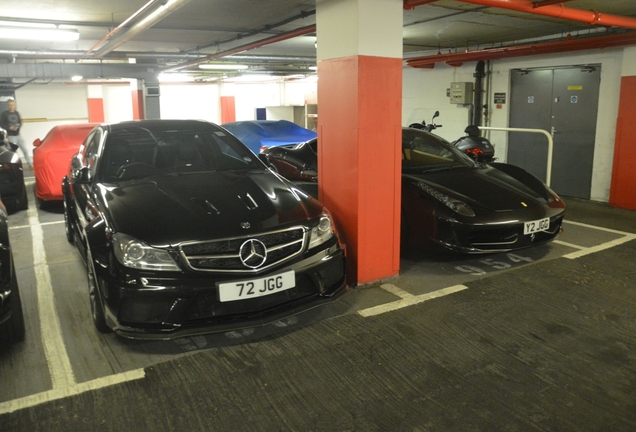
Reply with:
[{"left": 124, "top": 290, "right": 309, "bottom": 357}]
[
  {"left": 524, "top": 217, "right": 550, "bottom": 235},
  {"left": 218, "top": 270, "right": 295, "bottom": 302}
]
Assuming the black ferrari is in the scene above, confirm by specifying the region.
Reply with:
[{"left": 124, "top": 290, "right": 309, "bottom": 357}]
[
  {"left": 62, "top": 120, "right": 346, "bottom": 339},
  {"left": 262, "top": 128, "right": 566, "bottom": 254}
]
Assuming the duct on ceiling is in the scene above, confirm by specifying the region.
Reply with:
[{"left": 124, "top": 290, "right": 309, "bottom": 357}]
[{"left": 406, "top": 31, "right": 636, "bottom": 68}]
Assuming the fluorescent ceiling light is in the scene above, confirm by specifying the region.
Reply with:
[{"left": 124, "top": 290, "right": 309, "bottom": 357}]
[
  {"left": 199, "top": 64, "right": 249, "bottom": 70},
  {"left": 0, "top": 25, "right": 79, "bottom": 41},
  {"left": 309, "top": 66, "right": 317, "bottom": 71},
  {"left": 71, "top": 75, "right": 83, "bottom": 82}
]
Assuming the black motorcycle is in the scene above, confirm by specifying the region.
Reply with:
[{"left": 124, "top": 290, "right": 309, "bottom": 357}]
[{"left": 409, "top": 111, "right": 496, "bottom": 163}]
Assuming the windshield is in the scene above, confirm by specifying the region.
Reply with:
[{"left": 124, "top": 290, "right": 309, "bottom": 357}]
[
  {"left": 402, "top": 128, "right": 475, "bottom": 172},
  {"left": 98, "top": 126, "right": 263, "bottom": 182}
]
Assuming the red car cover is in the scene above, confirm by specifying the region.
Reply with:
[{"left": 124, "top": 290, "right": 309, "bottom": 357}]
[{"left": 33, "top": 123, "right": 99, "bottom": 201}]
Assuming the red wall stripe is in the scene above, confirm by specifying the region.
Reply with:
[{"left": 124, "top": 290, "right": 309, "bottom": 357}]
[
  {"left": 131, "top": 90, "right": 144, "bottom": 120},
  {"left": 87, "top": 98, "right": 104, "bottom": 122},
  {"left": 609, "top": 76, "right": 636, "bottom": 210},
  {"left": 220, "top": 96, "right": 236, "bottom": 123}
]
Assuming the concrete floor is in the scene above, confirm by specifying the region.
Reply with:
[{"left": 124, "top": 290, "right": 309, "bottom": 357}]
[{"left": 0, "top": 172, "right": 635, "bottom": 431}]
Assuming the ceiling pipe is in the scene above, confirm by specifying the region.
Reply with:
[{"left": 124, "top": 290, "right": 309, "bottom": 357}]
[
  {"left": 405, "top": 0, "right": 636, "bottom": 29},
  {"left": 163, "top": 24, "right": 316, "bottom": 73},
  {"left": 532, "top": 0, "right": 575, "bottom": 7},
  {"left": 406, "top": 31, "right": 636, "bottom": 68},
  {"left": 80, "top": 0, "right": 163, "bottom": 60},
  {"left": 93, "top": 0, "right": 192, "bottom": 58}
]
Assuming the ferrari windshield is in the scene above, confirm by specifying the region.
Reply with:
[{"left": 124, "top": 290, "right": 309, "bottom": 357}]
[
  {"left": 98, "top": 126, "right": 262, "bottom": 182},
  {"left": 402, "top": 128, "right": 475, "bottom": 172}
]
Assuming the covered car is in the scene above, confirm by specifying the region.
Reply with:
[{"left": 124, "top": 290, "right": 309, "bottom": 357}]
[
  {"left": 33, "top": 123, "right": 98, "bottom": 203},
  {"left": 222, "top": 120, "right": 317, "bottom": 154},
  {"left": 263, "top": 129, "right": 566, "bottom": 254},
  {"left": 63, "top": 120, "right": 346, "bottom": 339}
]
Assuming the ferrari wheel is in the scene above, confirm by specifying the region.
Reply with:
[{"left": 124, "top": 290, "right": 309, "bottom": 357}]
[{"left": 86, "top": 247, "right": 111, "bottom": 333}]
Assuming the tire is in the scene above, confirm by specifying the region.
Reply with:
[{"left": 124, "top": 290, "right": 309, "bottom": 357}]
[
  {"left": 0, "top": 268, "right": 26, "bottom": 344},
  {"left": 86, "top": 247, "right": 112, "bottom": 333},
  {"left": 63, "top": 197, "right": 74, "bottom": 244}
]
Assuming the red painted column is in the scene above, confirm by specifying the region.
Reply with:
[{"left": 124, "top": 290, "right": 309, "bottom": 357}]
[
  {"left": 609, "top": 75, "right": 636, "bottom": 210},
  {"left": 317, "top": 0, "right": 403, "bottom": 284},
  {"left": 87, "top": 85, "right": 105, "bottom": 122},
  {"left": 131, "top": 80, "right": 145, "bottom": 120},
  {"left": 220, "top": 96, "right": 236, "bottom": 123}
]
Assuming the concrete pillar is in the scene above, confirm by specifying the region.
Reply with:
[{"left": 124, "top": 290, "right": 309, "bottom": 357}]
[{"left": 316, "top": 0, "right": 403, "bottom": 284}]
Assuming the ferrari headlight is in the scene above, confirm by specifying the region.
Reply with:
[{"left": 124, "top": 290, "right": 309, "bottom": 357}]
[
  {"left": 308, "top": 213, "right": 336, "bottom": 249},
  {"left": 416, "top": 182, "right": 475, "bottom": 217},
  {"left": 113, "top": 233, "right": 180, "bottom": 271}
]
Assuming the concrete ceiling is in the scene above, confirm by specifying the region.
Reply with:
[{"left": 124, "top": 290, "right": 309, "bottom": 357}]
[{"left": 0, "top": 0, "right": 635, "bottom": 82}]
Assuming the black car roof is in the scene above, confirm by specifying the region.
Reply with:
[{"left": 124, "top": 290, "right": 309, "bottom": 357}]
[{"left": 104, "top": 119, "right": 219, "bottom": 133}]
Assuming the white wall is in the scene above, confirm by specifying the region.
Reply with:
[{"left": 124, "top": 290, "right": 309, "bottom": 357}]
[
  {"left": 15, "top": 84, "right": 89, "bottom": 163},
  {"left": 103, "top": 85, "right": 133, "bottom": 123},
  {"left": 159, "top": 83, "right": 221, "bottom": 122},
  {"left": 402, "top": 47, "right": 627, "bottom": 202}
]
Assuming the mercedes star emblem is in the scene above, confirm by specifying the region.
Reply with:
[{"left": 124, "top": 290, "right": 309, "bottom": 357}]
[{"left": 239, "top": 239, "right": 267, "bottom": 269}]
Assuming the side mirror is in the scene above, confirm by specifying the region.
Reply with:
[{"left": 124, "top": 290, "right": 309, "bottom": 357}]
[
  {"left": 258, "top": 154, "right": 277, "bottom": 172},
  {"left": 432, "top": 110, "right": 440, "bottom": 120},
  {"left": 33, "top": 138, "right": 42, "bottom": 148},
  {"left": 72, "top": 166, "right": 92, "bottom": 184}
]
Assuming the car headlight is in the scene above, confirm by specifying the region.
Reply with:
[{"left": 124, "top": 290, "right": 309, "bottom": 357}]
[
  {"left": 416, "top": 182, "right": 475, "bottom": 217},
  {"left": 308, "top": 213, "right": 336, "bottom": 249},
  {"left": 113, "top": 233, "right": 180, "bottom": 271}
]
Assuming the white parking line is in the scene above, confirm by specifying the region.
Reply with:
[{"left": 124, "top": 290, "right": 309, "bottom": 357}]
[
  {"left": 563, "top": 219, "right": 634, "bottom": 236},
  {"left": 9, "top": 220, "right": 64, "bottom": 230},
  {"left": 17, "top": 187, "right": 146, "bottom": 413},
  {"left": 0, "top": 369, "right": 145, "bottom": 415},
  {"left": 553, "top": 239, "right": 586, "bottom": 250},
  {"left": 358, "top": 284, "right": 469, "bottom": 317},
  {"left": 563, "top": 234, "right": 636, "bottom": 260},
  {"left": 27, "top": 196, "right": 76, "bottom": 389}
]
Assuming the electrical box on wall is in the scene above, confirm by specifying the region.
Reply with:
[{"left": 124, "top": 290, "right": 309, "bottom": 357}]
[{"left": 450, "top": 82, "right": 473, "bottom": 104}]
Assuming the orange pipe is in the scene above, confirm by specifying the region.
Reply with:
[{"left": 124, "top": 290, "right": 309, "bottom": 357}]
[
  {"left": 404, "top": 0, "right": 636, "bottom": 29},
  {"left": 406, "top": 31, "right": 636, "bottom": 68},
  {"left": 403, "top": 0, "right": 439, "bottom": 10}
]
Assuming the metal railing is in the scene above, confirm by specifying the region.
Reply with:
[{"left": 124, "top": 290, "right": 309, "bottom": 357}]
[{"left": 478, "top": 126, "right": 554, "bottom": 186}]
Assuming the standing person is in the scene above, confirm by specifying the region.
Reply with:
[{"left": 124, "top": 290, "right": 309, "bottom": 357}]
[{"left": 0, "top": 99, "right": 31, "bottom": 168}]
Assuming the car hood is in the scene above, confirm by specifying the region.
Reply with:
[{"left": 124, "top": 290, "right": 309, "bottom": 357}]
[
  {"left": 404, "top": 164, "right": 549, "bottom": 212},
  {"left": 97, "top": 170, "right": 322, "bottom": 245}
]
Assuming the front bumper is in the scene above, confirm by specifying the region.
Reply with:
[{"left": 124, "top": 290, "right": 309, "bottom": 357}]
[
  {"left": 433, "top": 206, "right": 566, "bottom": 254},
  {"left": 96, "top": 243, "right": 347, "bottom": 339}
]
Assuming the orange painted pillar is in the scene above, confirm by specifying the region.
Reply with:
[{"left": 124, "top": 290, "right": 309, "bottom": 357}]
[
  {"left": 87, "top": 85, "right": 105, "bottom": 122},
  {"left": 316, "top": 0, "right": 403, "bottom": 284},
  {"left": 220, "top": 96, "right": 236, "bottom": 123},
  {"left": 131, "top": 80, "right": 145, "bottom": 120},
  {"left": 609, "top": 75, "right": 636, "bottom": 210}
]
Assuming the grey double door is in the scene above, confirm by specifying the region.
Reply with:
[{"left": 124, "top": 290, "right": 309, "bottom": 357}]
[{"left": 508, "top": 66, "right": 601, "bottom": 199}]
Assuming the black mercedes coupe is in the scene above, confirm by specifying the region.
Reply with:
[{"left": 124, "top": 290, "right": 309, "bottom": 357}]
[
  {"left": 62, "top": 120, "right": 346, "bottom": 339},
  {"left": 262, "top": 128, "right": 566, "bottom": 254}
]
